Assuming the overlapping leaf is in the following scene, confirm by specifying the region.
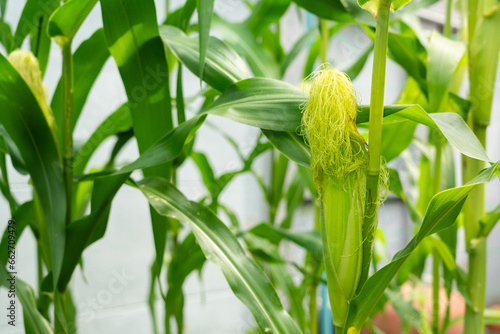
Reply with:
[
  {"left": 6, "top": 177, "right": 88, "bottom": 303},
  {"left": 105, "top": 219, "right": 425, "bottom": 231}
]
[
  {"left": 136, "top": 178, "right": 301, "bottom": 334},
  {"left": 344, "top": 163, "right": 500, "bottom": 333}
]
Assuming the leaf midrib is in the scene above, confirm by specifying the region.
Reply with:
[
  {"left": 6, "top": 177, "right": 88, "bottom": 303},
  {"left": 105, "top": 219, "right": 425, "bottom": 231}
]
[{"left": 145, "top": 185, "right": 284, "bottom": 333}]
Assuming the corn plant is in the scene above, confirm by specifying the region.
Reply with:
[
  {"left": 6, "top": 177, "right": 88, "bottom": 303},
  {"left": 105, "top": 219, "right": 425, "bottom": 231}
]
[{"left": 0, "top": 0, "right": 500, "bottom": 333}]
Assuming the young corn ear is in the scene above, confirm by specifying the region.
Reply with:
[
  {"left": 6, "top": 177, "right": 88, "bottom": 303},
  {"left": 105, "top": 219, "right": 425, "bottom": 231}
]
[
  {"left": 8, "top": 50, "right": 57, "bottom": 137},
  {"left": 302, "top": 69, "right": 369, "bottom": 328}
]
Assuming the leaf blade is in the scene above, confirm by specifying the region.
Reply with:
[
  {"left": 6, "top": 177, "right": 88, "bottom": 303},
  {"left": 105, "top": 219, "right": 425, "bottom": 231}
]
[{"left": 136, "top": 178, "right": 301, "bottom": 334}]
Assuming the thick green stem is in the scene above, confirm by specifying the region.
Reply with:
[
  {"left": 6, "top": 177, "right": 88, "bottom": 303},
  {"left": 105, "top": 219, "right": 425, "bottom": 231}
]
[
  {"left": 61, "top": 42, "right": 74, "bottom": 226},
  {"left": 464, "top": 125, "right": 486, "bottom": 333},
  {"left": 431, "top": 134, "right": 443, "bottom": 333},
  {"left": 432, "top": 248, "right": 440, "bottom": 334},
  {"left": 465, "top": 237, "right": 487, "bottom": 333},
  {"left": 320, "top": 19, "right": 328, "bottom": 64},
  {"left": 358, "top": 0, "right": 391, "bottom": 291},
  {"left": 309, "top": 283, "right": 318, "bottom": 334}
]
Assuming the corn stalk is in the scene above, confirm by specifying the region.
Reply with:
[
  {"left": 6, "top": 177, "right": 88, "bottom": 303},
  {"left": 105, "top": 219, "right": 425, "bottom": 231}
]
[{"left": 463, "top": 0, "right": 500, "bottom": 332}]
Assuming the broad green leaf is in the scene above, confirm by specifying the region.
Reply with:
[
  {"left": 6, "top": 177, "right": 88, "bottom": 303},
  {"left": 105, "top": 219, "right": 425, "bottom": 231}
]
[
  {"left": 76, "top": 115, "right": 206, "bottom": 182},
  {"left": 205, "top": 78, "right": 304, "bottom": 131},
  {"left": 136, "top": 178, "right": 301, "bottom": 334},
  {"left": 480, "top": 203, "right": 500, "bottom": 237},
  {"left": 0, "top": 266, "right": 53, "bottom": 333},
  {"left": 0, "top": 54, "right": 65, "bottom": 284},
  {"left": 206, "top": 79, "right": 489, "bottom": 162},
  {"left": 58, "top": 173, "right": 129, "bottom": 290},
  {"left": 212, "top": 16, "right": 280, "bottom": 79},
  {"left": 191, "top": 151, "right": 217, "bottom": 197},
  {"left": 165, "top": 0, "right": 196, "bottom": 31},
  {"left": 269, "top": 264, "right": 307, "bottom": 331},
  {"left": 11, "top": 0, "right": 59, "bottom": 50},
  {"left": 249, "top": 223, "right": 323, "bottom": 255},
  {"left": 343, "top": 44, "right": 373, "bottom": 80},
  {"left": 29, "top": 6, "right": 52, "bottom": 74},
  {"left": 119, "top": 115, "right": 205, "bottom": 174},
  {"left": 101, "top": 0, "right": 173, "bottom": 273},
  {"left": 0, "top": 21, "right": 13, "bottom": 51},
  {"left": 262, "top": 130, "right": 310, "bottom": 168},
  {"left": 429, "top": 236, "right": 457, "bottom": 272},
  {"left": 344, "top": 163, "right": 500, "bottom": 333},
  {"left": 197, "top": 0, "right": 214, "bottom": 81},
  {"left": 51, "top": 28, "right": 110, "bottom": 146},
  {"left": 382, "top": 23, "right": 427, "bottom": 92},
  {"left": 292, "top": 0, "right": 352, "bottom": 21},
  {"left": 73, "top": 103, "right": 132, "bottom": 176},
  {"left": 427, "top": 31, "right": 466, "bottom": 113},
  {"left": 385, "top": 106, "right": 491, "bottom": 162},
  {"left": 160, "top": 25, "right": 249, "bottom": 92},
  {"left": 165, "top": 233, "right": 205, "bottom": 332},
  {"left": 0, "top": 127, "right": 27, "bottom": 175},
  {"left": 0, "top": 202, "right": 33, "bottom": 265},
  {"left": 247, "top": 0, "right": 291, "bottom": 36},
  {"left": 380, "top": 121, "right": 416, "bottom": 162},
  {"left": 48, "top": 0, "right": 98, "bottom": 42}
]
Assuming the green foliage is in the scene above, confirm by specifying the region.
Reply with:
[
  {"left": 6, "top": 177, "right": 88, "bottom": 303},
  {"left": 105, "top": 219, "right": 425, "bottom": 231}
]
[{"left": 0, "top": 0, "right": 499, "bottom": 333}]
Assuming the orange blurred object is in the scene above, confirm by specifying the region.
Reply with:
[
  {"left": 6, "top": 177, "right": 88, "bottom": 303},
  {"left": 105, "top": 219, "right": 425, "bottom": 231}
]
[{"left": 360, "top": 282, "right": 464, "bottom": 333}]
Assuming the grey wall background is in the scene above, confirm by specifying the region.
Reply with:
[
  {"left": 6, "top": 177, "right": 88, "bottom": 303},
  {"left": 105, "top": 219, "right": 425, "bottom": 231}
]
[{"left": 0, "top": 0, "right": 499, "bottom": 333}]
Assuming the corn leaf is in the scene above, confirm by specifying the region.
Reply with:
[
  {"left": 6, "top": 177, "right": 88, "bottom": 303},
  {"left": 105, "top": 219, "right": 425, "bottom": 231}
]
[
  {"left": 262, "top": 130, "right": 310, "bottom": 168},
  {"left": 387, "top": 107, "right": 491, "bottom": 162},
  {"left": 480, "top": 203, "right": 500, "bottom": 237},
  {"left": 136, "top": 178, "right": 301, "bottom": 334},
  {"left": 196, "top": 0, "right": 214, "bottom": 81},
  {"left": 101, "top": 0, "right": 173, "bottom": 274},
  {"left": 160, "top": 25, "right": 249, "bottom": 92},
  {"left": 11, "top": 0, "right": 59, "bottom": 51},
  {"left": 28, "top": 3, "right": 52, "bottom": 74},
  {"left": 58, "top": 173, "right": 130, "bottom": 290},
  {"left": 48, "top": 0, "right": 98, "bottom": 41},
  {"left": 292, "top": 0, "right": 352, "bottom": 22},
  {"left": 427, "top": 31, "right": 466, "bottom": 113},
  {"left": 344, "top": 163, "right": 500, "bottom": 333},
  {"left": 0, "top": 266, "right": 53, "bottom": 333},
  {"left": 165, "top": 233, "right": 205, "bottom": 332},
  {"left": 246, "top": 0, "right": 291, "bottom": 36},
  {"left": 205, "top": 78, "right": 304, "bottom": 131},
  {"left": 0, "top": 54, "right": 66, "bottom": 284},
  {"left": 212, "top": 16, "right": 280, "bottom": 79},
  {"left": 73, "top": 103, "right": 132, "bottom": 176}
]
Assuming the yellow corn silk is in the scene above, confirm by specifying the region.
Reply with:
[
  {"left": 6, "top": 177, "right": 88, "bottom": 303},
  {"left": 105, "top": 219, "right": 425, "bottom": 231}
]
[
  {"left": 302, "top": 69, "right": 368, "bottom": 328},
  {"left": 8, "top": 50, "right": 57, "bottom": 137}
]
